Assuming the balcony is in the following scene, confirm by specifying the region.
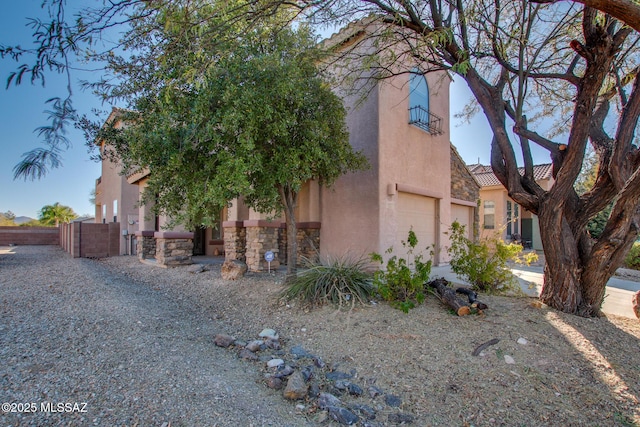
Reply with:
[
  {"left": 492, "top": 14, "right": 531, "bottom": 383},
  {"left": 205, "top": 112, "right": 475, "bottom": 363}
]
[{"left": 408, "top": 106, "right": 443, "bottom": 135}]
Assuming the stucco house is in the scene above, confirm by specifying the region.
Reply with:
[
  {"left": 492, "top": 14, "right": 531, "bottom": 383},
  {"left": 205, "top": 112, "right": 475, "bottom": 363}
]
[
  {"left": 94, "top": 109, "right": 140, "bottom": 256},
  {"left": 94, "top": 22, "right": 481, "bottom": 269},
  {"left": 468, "top": 163, "right": 554, "bottom": 251}
]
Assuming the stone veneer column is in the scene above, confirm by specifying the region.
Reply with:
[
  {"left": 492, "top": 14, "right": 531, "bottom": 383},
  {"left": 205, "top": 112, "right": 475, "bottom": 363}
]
[
  {"left": 135, "top": 230, "right": 156, "bottom": 261},
  {"left": 244, "top": 220, "right": 280, "bottom": 272},
  {"left": 222, "top": 221, "right": 246, "bottom": 261},
  {"left": 296, "top": 222, "right": 321, "bottom": 265},
  {"left": 154, "top": 231, "right": 194, "bottom": 267},
  {"left": 278, "top": 222, "right": 321, "bottom": 266}
]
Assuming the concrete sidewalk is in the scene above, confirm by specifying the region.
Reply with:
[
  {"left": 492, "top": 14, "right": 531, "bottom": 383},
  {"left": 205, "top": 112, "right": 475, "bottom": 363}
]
[{"left": 430, "top": 263, "right": 640, "bottom": 319}]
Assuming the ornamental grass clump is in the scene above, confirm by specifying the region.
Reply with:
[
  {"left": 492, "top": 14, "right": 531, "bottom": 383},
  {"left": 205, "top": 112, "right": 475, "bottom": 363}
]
[{"left": 281, "top": 256, "right": 374, "bottom": 308}]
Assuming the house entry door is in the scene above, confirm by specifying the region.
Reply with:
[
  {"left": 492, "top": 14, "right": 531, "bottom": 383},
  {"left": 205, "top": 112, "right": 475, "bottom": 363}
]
[{"left": 193, "top": 227, "right": 206, "bottom": 255}]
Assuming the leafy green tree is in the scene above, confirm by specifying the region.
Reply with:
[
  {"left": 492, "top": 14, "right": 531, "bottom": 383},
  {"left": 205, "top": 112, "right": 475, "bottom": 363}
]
[
  {"left": 0, "top": 211, "right": 17, "bottom": 226},
  {"left": 38, "top": 202, "right": 77, "bottom": 226},
  {"left": 95, "top": 9, "right": 367, "bottom": 279}
]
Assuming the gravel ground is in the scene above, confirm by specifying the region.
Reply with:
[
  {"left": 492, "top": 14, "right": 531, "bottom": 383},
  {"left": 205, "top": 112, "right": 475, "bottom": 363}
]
[
  {"left": 2, "top": 245, "right": 640, "bottom": 427},
  {"left": 0, "top": 246, "right": 310, "bottom": 427}
]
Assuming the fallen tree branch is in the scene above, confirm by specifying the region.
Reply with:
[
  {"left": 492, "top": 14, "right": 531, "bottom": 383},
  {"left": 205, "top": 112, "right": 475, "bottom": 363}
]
[
  {"left": 472, "top": 338, "right": 500, "bottom": 356},
  {"left": 427, "top": 278, "right": 471, "bottom": 316},
  {"left": 456, "top": 287, "right": 489, "bottom": 310}
]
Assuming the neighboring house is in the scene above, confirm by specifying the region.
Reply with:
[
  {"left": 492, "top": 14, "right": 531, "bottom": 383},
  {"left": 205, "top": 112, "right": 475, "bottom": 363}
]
[
  {"left": 94, "top": 22, "right": 481, "bottom": 269},
  {"left": 468, "top": 163, "right": 554, "bottom": 250},
  {"left": 94, "top": 108, "right": 141, "bottom": 255}
]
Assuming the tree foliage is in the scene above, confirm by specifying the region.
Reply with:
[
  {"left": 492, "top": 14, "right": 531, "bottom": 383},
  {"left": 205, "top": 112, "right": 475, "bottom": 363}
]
[
  {"left": 38, "top": 202, "right": 77, "bottom": 226},
  {"left": 4, "top": 0, "right": 640, "bottom": 315},
  {"left": 91, "top": 4, "right": 367, "bottom": 277}
]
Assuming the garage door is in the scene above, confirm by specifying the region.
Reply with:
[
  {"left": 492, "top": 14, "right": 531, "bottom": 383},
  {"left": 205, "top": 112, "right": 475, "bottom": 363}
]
[
  {"left": 451, "top": 204, "right": 473, "bottom": 239},
  {"left": 396, "top": 192, "right": 436, "bottom": 261}
]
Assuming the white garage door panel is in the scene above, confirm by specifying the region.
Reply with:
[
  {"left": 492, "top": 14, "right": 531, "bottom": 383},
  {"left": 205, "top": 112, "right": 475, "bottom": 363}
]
[
  {"left": 451, "top": 204, "right": 473, "bottom": 239},
  {"left": 396, "top": 193, "right": 436, "bottom": 260}
]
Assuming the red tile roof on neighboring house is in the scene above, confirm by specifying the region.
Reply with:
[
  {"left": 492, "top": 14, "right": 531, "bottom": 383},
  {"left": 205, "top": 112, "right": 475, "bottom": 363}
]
[{"left": 468, "top": 163, "right": 553, "bottom": 187}]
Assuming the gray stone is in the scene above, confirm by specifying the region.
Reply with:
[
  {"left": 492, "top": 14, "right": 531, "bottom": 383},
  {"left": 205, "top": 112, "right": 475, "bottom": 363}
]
[
  {"left": 368, "top": 385, "right": 384, "bottom": 398},
  {"left": 274, "top": 365, "right": 295, "bottom": 378},
  {"left": 245, "top": 340, "right": 263, "bottom": 352},
  {"left": 266, "top": 376, "right": 284, "bottom": 390},
  {"left": 238, "top": 348, "right": 258, "bottom": 361},
  {"left": 318, "top": 392, "right": 342, "bottom": 410},
  {"left": 283, "top": 371, "right": 308, "bottom": 400},
  {"left": 351, "top": 404, "right": 376, "bottom": 420},
  {"left": 266, "top": 358, "right": 284, "bottom": 368},
  {"left": 221, "top": 259, "right": 248, "bottom": 280},
  {"left": 258, "top": 328, "right": 279, "bottom": 340},
  {"left": 301, "top": 365, "right": 315, "bottom": 381},
  {"left": 308, "top": 382, "right": 321, "bottom": 399},
  {"left": 385, "top": 394, "right": 402, "bottom": 407},
  {"left": 328, "top": 406, "right": 359, "bottom": 425},
  {"left": 265, "top": 338, "right": 281, "bottom": 350},
  {"left": 214, "top": 334, "right": 235, "bottom": 348}
]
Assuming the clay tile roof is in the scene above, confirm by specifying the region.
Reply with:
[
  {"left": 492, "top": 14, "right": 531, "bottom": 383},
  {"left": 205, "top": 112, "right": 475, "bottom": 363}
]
[{"left": 469, "top": 163, "right": 553, "bottom": 187}]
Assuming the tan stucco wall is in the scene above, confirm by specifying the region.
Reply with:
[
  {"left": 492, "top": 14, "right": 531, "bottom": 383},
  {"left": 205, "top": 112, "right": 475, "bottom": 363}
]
[
  {"left": 319, "top": 64, "right": 453, "bottom": 265},
  {"left": 376, "top": 72, "right": 452, "bottom": 263},
  {"left": 320, "top": 82, "right": 381, "bottom": 260},
  {"left": 95, "top": 141, "right": 140, "bottom": 255}
]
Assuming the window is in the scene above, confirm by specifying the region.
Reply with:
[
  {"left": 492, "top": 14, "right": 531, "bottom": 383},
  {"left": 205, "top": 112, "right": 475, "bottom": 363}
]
[
  {"left": 408, "top": 69, "right": 443, "bottom": 134},
  {"left": 409, "top": 69, "right": 429, "bottom": 114},
  {"left": 483, "top": 201, "right": 495, "bottom": 229}
]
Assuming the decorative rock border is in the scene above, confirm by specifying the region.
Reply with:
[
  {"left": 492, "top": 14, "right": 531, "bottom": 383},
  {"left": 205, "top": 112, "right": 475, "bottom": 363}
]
[{"left": 213, "top": 328, "right": 416, "bottom": 426}]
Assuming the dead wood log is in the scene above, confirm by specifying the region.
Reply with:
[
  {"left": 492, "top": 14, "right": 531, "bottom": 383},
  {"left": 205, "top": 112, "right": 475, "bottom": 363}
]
[
  {"left": 456, "top": 287, "right": 489, "bottom": 310},
  {"left": 427, "top": 278, "right": 471, "bottom": 316}
]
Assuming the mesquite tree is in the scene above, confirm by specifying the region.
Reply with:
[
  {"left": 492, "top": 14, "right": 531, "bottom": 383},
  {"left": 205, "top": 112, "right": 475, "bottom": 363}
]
[
  {"left": 4, "top": 0, "right": 640, "bottom": 314},
  {"left": 310, "top": 1, "right": 640, "bottom": 316}
]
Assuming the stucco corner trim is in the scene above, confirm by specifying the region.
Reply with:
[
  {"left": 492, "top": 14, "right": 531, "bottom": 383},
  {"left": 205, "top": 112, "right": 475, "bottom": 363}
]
[
  {"left": 451, "top": 198, "right": 478, "bottom": 207},
  {"left": 396, "top": 183, "right": 443, "bottom": 199},
  {"left": 154, "top": 231, "right": 194, "bottom": 239}
]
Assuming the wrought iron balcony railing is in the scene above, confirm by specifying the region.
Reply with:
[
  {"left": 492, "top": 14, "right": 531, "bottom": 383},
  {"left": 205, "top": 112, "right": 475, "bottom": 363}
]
[{"left": 408, "top": 106, "right": 443, "bottom": 135}]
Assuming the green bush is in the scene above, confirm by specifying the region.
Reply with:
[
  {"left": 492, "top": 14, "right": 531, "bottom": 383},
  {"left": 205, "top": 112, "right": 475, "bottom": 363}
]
[
  {"left": 446, "top": 221, "right": 536, "bottom": 293},
  {"left": 624, "top": 242, "right": 640, "bottom": 270},
  {"left": 281, "top": 256, "right": 374, "bottom": 308},
  {"left": 370, "top": 229, "right": 432, "bottom": 313}
]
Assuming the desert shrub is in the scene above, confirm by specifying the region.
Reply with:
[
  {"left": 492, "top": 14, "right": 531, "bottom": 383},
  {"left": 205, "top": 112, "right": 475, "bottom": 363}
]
[
  {"left": 281, "top": 256, "right": 374, "bottom": 308},
  {"left": 370, "top": 229, "right": 432, "bottom": 313},
  {"left": 447, "top": 221, "right": 537, "bottom": 293},
  {"left": 624, "top": 242, "right": 640, "bottom": 270}
]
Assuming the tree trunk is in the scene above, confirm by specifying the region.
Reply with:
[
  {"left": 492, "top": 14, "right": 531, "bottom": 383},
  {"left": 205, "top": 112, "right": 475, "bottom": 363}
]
[{"left": 279, "top": 185, "right": 298, "bottom": 283}]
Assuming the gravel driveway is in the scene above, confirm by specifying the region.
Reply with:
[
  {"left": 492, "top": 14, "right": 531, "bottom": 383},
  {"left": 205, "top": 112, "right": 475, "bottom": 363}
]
[{"left": 0, "top": 246, "right": 309, "bottom": 427}]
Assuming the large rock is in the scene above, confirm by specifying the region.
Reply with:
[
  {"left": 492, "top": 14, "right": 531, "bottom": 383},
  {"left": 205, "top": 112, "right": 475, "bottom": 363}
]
[
  {"left": 221, "top": 259, "right": 248, "bottom": 280},
  {"left": 283, "top": 371, "right": 308, "bottom": 400},
  {"left": 633, "top": 290, "right": 640, "bottom": 319}
]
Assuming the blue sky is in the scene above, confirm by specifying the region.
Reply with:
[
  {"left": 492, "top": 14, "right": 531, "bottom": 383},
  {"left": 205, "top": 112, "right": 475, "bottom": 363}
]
[{"left": 0, "top": 1, "right": 548, "bottom": 219}]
